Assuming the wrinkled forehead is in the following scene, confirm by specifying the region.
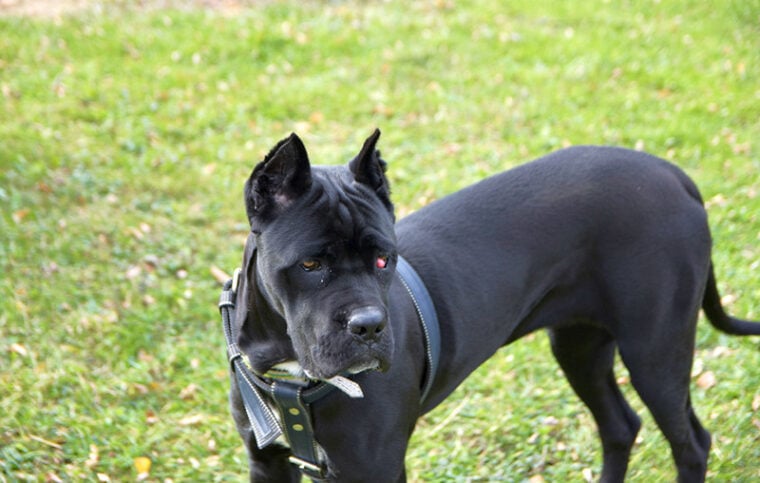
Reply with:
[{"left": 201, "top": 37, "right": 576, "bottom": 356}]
[{"left": 259, "top": 166, "right": 396, "bottom": 265}]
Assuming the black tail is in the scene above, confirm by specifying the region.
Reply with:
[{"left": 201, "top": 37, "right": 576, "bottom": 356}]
[{"left": 702, "top": 262, "right": 760, "bottom": 335}]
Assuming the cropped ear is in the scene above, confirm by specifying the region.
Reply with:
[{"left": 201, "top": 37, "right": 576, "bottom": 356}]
[
  {"left": 349, "top": 128, "right": 393, "bottom": 211},
  {"left": 244, "top": 133, "right": 312, "bottom": 231}
]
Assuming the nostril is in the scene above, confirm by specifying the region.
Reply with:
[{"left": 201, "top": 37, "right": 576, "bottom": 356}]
[{"left": 346, "top": 306, "right": 386, "bottom": 340}]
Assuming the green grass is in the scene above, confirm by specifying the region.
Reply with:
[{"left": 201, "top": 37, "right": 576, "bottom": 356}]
[{"left": 1, "top": 0, "right": 759, "bottom": 481}]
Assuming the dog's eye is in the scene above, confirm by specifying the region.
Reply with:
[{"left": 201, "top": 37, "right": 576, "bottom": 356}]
[
  {"left": 376, "top": 255, "right": 389, "bottom": 269},
  {"left": 300, "top": 259, "right": 322, "bottom": 272}
]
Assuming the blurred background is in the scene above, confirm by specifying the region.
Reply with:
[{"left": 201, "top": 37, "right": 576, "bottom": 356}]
[{"left": 1, "top": 0, "right": 758, "bottom": 480}]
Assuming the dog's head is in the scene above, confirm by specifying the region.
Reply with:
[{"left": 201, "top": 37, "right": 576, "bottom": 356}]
[{"left": 235, "top": 129, "right": 397, "bottom": 380}]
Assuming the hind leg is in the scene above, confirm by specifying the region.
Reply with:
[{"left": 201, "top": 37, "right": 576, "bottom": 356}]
[
  {"left": 617, "top": 320, "right": 711, "bottom": 483},
  {"left": 549, "top": 324, "right": 641, "bottom": 483}
]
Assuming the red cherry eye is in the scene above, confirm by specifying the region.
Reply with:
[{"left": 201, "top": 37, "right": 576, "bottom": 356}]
[{"left": 376, "top": 256, "right": 389, "bottom": 269}]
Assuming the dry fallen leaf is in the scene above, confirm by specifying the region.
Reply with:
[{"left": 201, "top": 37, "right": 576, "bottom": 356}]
[
  {"left": 720, "top": 293, "right": 738, "bottom": 306},
  {"left": 202, "top": 163, "right": 217, "bottom": 176},
  {"left": 179, "top": 383, "right": 198, "bottom": 400},
  {"left": 143, "top": 254, "right": 159, "bottom": 269},
  {"left": 137, "top": 350, "right": 154, "bottom": 363},
  {"left": 128, "top": 227, "right": 144, "bottom": 240},
  {"left": 542, "top": 416, "right": 559, "bottom": 427},
  {"left": 131, "top": 383, "right": 149, "bottom": 395},
  {"left": 709, "top": 346, "right": 734, "bottom": 358},
  {"left": 691, "top": 358, "right": 704, "bottom": 377},
  {"left": 145, "top": 410, "right": 159, "bottom": 425},
  {"left": 309, "top": 111, "right": 324, "bottom": 124},
  {"left": 134, "top": 456, "right": 151, "bottom": 477},
  {"left": 705, "top": 193, "right": 727, "bottom": 209},
  {"left": 12, "top": 209, "right": 30, "bottom": 223},
  {"left": 125, "top": 265, "right": 141, "bottom": 280},
  {"left": 179, "top": 414, "right": 204, "bottom": 426},
  {"left": 10, "top": 343, "right": 28, "bottom": 357},
  {"left": 696, "top": 371, "right": 716, "bottom": 390},
  {"left": 85, "top": 444, "right": 99, "bottom": 468},
  {"left": 210, "top": 265, "right": 230, "bottom": 284}
]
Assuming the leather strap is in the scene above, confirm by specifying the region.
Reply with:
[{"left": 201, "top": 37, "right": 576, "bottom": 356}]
[
  {"left": 396, "top": 256, "right": 441, "bottom": 405},
  {"left": 272, "top": 382, "right": 325, "bottom": 479},
  {"left": 220, "top": 279, "right": 282, "bottom": 447}
]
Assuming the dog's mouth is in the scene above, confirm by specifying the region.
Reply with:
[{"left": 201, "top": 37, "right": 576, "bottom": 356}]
[
  {"left": 304, "top": 353, "right": 387, "bottom": 381},
  {"left": 266, "top": 355, "right": 385, "bottom": 380},
  {"left": 266, "top": 358, "right": 383, "bottom": 399},
  {"left": 295, "top": 325, "right": 394, "bottom": 381},
  {"left": 346, "top": 359, "right": 381, "bottom": 374}
]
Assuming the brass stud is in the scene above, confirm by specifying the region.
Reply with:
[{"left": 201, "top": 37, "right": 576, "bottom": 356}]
[
  {"left": 289, "top": 408, "right": 300, "bottom": 416},
  {"left": 292, "top": 424, "right": 304, "bottom": 431}
]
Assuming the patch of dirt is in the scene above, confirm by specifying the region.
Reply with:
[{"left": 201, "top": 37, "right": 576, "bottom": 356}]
[
  {"left": 0, "top": 0, "right": 258, "bottom": 17},
  {"left": 0, "top": 0, "right": 92, "bottom": 17}
]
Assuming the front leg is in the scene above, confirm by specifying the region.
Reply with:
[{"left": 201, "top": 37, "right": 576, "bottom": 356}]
[{"left": 246, "top": 443, "right": 301, "bottom": 483}]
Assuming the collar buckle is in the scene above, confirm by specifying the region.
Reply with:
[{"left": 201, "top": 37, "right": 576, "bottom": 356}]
[{"left": 288, "top": 455, "right": 326, "bottom": 479}]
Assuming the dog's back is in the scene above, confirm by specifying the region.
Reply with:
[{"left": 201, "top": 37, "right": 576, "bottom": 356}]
[{"left": 396, "top": 145, "right": 712, "bottom": 361}]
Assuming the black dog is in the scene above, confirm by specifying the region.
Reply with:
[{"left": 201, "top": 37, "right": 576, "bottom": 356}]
[{"left": 224, "top": 130, "right": 759, "bottom": 482}]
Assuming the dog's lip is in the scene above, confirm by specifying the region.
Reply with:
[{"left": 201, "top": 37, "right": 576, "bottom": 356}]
[
  {"left": 347, "top": 359, "right": 380, "bottom": 374},
  {"left": 307, "top": 357, "right": 385, "bottom": 380}
]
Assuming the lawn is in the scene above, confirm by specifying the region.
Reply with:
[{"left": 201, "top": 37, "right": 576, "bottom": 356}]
[{"left": 1, "top": 0, "right": 759, "bottom": 481}]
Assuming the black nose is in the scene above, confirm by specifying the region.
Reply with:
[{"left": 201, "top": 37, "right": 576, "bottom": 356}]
[{"left": 346, "top": 306, "right": 387, "bottom": 341}]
